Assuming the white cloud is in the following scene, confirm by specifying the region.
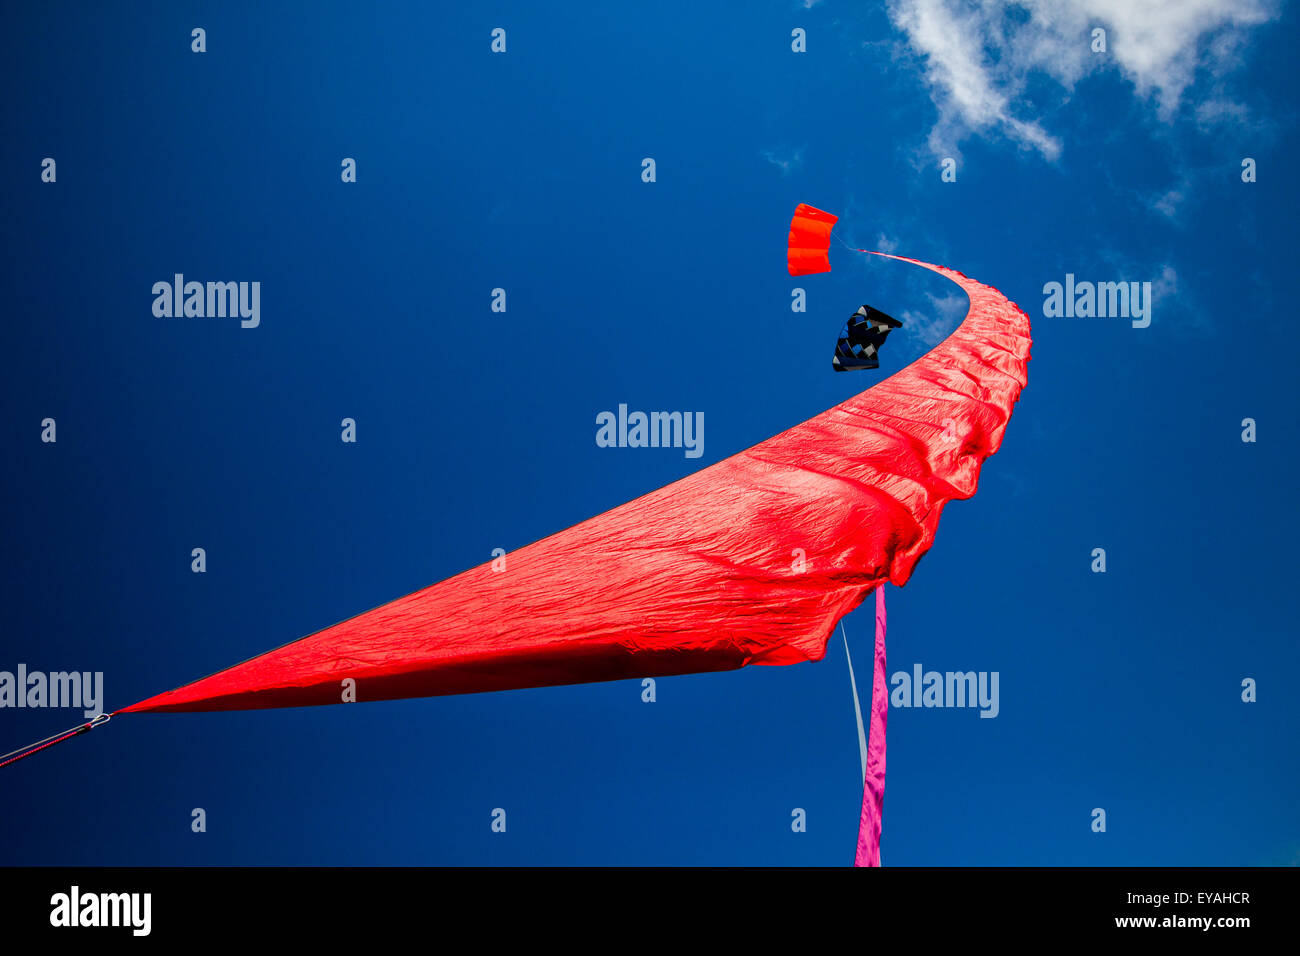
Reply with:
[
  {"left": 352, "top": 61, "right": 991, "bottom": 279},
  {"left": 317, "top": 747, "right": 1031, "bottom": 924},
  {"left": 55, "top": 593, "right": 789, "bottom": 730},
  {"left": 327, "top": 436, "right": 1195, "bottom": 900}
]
[{"left": 887, "top": 0, "right": 1279, "bottom": 159}]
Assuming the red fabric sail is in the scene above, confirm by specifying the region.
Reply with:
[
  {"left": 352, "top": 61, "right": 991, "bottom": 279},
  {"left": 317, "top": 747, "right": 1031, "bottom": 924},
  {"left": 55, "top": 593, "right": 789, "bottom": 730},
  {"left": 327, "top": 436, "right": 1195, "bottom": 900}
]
[{"left": 122, "top": 254, "right": 1031, "bottom": 714}]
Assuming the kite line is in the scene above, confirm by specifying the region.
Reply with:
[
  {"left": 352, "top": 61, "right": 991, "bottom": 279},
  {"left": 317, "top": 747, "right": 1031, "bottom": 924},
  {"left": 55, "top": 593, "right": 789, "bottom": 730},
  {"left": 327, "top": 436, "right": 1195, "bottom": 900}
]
[{"left": 0, "top": 714, "right": 111, "bottom": 770}]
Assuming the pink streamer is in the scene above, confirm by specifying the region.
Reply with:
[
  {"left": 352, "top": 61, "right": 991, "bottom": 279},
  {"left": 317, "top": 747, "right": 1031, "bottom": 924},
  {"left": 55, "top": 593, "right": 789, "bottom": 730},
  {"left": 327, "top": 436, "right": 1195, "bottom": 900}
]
[{"left": 854, "top": 584, "right": 888, "bottom": 866}]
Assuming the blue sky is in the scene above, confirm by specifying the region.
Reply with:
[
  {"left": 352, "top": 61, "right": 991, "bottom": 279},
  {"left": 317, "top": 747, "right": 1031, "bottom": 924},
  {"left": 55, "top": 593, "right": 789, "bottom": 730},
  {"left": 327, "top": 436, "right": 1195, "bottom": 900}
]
[{"left": 1, "top": 1, "right": 1296, "bottom": 865}]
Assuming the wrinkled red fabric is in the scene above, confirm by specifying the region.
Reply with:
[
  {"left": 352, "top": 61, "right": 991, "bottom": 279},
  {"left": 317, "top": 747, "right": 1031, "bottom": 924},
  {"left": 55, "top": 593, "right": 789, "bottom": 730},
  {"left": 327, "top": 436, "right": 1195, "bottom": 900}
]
[{"left": 122, "top": 255, "right": 1031, "bottom": 714}]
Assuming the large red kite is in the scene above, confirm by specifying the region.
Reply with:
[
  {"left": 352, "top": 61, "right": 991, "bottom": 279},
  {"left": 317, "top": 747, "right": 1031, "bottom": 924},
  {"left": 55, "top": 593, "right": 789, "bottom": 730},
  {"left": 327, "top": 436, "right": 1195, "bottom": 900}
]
[
  {"left": 5, "top": 210, "right": 1030, "bottom": 869},
  {"left": 118, "top": 252, "right": 1031, "bottom": 714}
]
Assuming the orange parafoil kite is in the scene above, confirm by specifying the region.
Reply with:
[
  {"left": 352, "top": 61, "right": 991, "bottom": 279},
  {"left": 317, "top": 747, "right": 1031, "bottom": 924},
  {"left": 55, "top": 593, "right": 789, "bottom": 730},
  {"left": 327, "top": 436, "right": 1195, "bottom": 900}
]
[{"left": 787, "top": 203, "right": 839, "bottom": 276}]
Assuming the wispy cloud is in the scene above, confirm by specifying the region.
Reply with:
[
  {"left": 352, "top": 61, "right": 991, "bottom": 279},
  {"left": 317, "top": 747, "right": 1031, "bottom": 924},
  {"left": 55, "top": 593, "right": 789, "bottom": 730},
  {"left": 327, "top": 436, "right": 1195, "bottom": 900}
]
[
  {"left": 1151, "top": 263, "right": 1178, "bottom": 304},
  {"left": 761, "top": 146, "right": 804, "bottom": 175},
  {"left": 1194, "top": 97, "right": 1251, "bottom": 129},
  {"left": 902, "top": 290, "right": 968, "bottom": 346},
  {"left": 886, "top": 0, "right": 1279, "bottom": 160},
  {"left": 1092, "top": 248, "right": 1190, "bottom": 332},
  {"left": 1149, "top": 185, "right": 1185, "bottom": 221}
]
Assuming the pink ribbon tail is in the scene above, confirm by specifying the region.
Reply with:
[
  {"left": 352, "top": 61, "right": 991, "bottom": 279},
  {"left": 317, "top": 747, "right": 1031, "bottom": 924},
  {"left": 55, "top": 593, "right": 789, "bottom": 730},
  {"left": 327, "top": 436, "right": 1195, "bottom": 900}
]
[{"left": 854, "top": 584, "right": 888, "bottom": 866}]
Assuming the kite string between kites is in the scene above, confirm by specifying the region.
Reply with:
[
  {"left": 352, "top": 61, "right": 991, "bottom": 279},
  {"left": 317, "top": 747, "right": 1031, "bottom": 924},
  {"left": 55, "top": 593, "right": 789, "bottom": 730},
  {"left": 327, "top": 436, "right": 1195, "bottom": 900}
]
[{"left": 833, "top": 233, "right": 871, "bottom": 255}]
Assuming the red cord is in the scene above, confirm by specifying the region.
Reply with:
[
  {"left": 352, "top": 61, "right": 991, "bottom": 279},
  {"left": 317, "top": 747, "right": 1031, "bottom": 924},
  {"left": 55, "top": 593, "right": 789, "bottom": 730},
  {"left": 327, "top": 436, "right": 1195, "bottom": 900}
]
[{"left": 0, "top": 724, "right": 89, "bottom": 769}]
